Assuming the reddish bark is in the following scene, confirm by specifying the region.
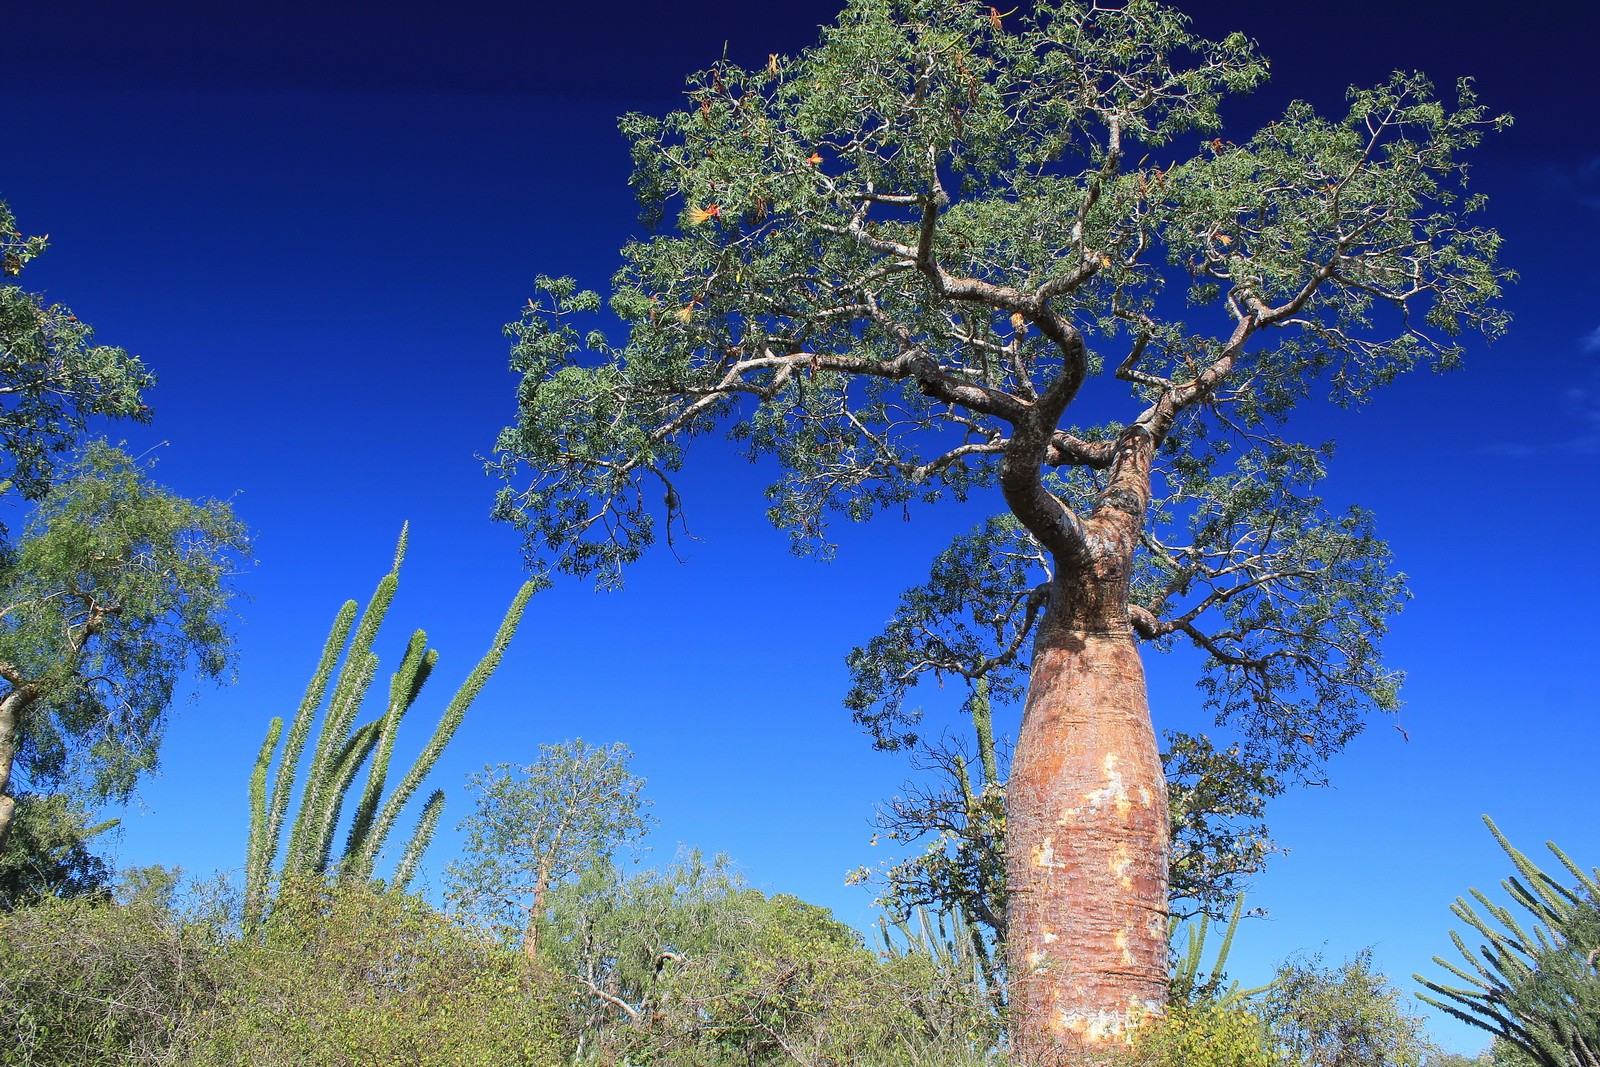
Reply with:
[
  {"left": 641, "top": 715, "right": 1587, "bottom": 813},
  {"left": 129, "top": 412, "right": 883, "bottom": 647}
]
[{"left": 1005, "top": 563, "right": 1171, "bottom": 1062}]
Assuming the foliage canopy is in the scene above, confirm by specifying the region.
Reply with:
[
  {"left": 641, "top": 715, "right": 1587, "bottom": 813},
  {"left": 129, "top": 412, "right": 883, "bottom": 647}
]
[
  {"left": 446, "top": 739, "right": 654, "bottom": 953},
  {"left": 0, "top": 444, "right": 249, "bottom": 823},
  {"left": 492, "top": 0, "right": 1508, "bottom": 785},
  {"left": 0, "top": 201, "right": 153, "bottom": 516}
]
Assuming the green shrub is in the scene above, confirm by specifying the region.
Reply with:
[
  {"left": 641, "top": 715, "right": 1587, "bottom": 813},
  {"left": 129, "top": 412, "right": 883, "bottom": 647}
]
[
  {"left": 0, "top": 894, "right": 219, "bottom": 1067},
  {"left": 185, "top": 878, "right": 570, "bottom": 1066},
  {"left": 1266, "top": 950, "right": 1434, "bottom": 1067},
  {"left": 534, "top": 853, "right": 991, "bottom": 1066},
  {"left": 1125, "top": 998, "right": 1279, "bottom": 1067},
  {"left": 0, "top": 878, "right": 573, "bottom": 1067}
]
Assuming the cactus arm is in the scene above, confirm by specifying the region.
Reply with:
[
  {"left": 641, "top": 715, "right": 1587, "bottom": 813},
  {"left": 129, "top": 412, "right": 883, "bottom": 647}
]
[
  {"left": 971, "top": 677, "right": 998, "bottom": 790},
  {"left": 393, "top": 789, "right": 445, "bottom": 892},
  {"left": 292, "top": 529, "right": 406, "bottom": 867},
  {"left": 244, "top": 716, "right": 285, "bottom": 925},
  {"left": 285, "top": 648, "right": 379, "bottom": 875},
  {"left": 364, "top": 580, "right": 534, "bottom": 869},
  {"left": 309, "top": 719, "right": 381, "bottom": 876},
  {"left": 342, "top": 630, "right": 433, "bottom": 881},
  {"left": 272, "top": 602, "right": 358, "bottom": 883}
]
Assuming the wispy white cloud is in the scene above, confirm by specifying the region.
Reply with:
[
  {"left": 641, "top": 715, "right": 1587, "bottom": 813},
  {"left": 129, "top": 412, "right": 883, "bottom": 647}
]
[
  {"left": 1483, "top": 362, "right": 1600, "bottom": 457},
  {"left": 1532, "top": 157, "right": 1600, "bottom": 215},
  {"left": 1582, "top": 326, "right": 1600, "bottom": 353}
]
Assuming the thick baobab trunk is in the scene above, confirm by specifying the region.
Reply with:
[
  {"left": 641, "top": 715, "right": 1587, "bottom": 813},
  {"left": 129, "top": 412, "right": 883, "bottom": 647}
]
[{"left": 1005, "top": 569, "right": 1170, "bottom": 1063}]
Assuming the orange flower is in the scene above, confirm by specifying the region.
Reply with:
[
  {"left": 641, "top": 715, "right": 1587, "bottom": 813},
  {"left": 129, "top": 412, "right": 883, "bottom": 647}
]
[
  {"left": 685, "top": 204, "right": 722, "bottom": 226},
  {"left": 806, "top": 151, "right": 823, "bottom": 166}
]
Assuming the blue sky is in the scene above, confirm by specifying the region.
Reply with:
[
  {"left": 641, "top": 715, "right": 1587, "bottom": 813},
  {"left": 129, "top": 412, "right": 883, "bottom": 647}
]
[{"left": 6, "top": 0, "right": 1598, "bottom": 1053}]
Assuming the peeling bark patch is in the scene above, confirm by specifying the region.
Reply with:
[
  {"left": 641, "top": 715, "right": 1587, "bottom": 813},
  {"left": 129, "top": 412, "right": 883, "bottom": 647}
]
[
  {"left": 1067, "top": 753, "right": 1133, "bottom": 820},
  {"left": 1094, "top": 754, "right": 1131, "bottom": 818},
  {"left": 1115, "top": 930, "right": 1133, "bottom": 965},
  {"left": 1110, "top": 844, "right": 1134, "bottom": 888},
  {"left": 1054, "top": 999, "right": 1166, "bottom": 1046},
  {"left": 1032, "top": 837, "right": 1065, "bottom": 869},
  {"left": 1101, "top": 486, "right": 1143, "bottom": 516},
  {"left": 1058, "top": 1008, "right": 1130, "bottom": 1044}
]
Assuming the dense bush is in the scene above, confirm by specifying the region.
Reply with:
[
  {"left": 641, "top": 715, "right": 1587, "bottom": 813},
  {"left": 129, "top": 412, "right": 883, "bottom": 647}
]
[
  {"left": 1, "top": 868, "right": 1005, "bottom": 1067},
  {"left": 6, "top": 864, "right": 1522, "bottom": 1067},
  {"left": 1121, "top": 999, "right": 1279, "bottom": 1067},
  {"left": 0, "top": 893, "right": 218, "bottom": 1067},
  {"left": 185, "top": 878, "right": 570, "bottom": 1066},
  {"left": 0, "top": 880, "right": 571, "bottom": 1067},
  {"left": 533, "top": 852, "right": 997, "bottom": 1066}
]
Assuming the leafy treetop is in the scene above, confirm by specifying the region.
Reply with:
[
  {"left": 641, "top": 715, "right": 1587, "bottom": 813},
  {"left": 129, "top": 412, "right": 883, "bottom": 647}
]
[
  {"left": 0, "top": 201, "right": 153, "bottom": 515},
  {"left": 0, "top": 443, "right": 249, "bottom": 809},
  {"left": 491, "top": 0, "right": 1510, "bottom": 785}
]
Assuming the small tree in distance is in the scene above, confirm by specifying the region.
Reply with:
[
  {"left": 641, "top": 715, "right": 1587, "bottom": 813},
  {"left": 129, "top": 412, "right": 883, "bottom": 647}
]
[
  {"left": 490, "top": 0, "right": 1509, "bottom": 1055},
  {"left": 447, "top": 740, "right": 654, "bottom": 960},
  {"left": 1267, "top": 951, "right": 1436, "bottom": 1067}
]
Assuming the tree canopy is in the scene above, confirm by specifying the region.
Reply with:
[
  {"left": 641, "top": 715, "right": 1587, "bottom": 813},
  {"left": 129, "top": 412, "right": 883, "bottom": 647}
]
[
  {"left": 446, "top": 739, "right": 654, "bottom": 957},
  {"left": 492, "top": 0, "right": 1506, "bottom": 781},
  {"left": 0, "top": 443, "right": 249, "bottom": 852},
  {"left": 0, "top": 201, "right": 152, "bottom": 518},
  {"left": 489, "top": 0, "right": 1509, "bottom": 1050}
]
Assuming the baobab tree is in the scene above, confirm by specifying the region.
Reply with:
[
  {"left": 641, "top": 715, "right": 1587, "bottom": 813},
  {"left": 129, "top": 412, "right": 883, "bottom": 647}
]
[{"left": 489, "top": 0, "right": 1509, "bottom": 1057}]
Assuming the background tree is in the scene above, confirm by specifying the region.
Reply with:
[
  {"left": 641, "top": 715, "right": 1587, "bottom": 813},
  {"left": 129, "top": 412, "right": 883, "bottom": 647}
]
[
  {"left": 0, "top": 443, "right": 249, "bottom": 856},
  {"left": 0, "top": 195, "right": 203, "bottom": 882},
  {"left": 446, "top": 739, "right": 654, "bottom": 960},
  {"left": 490, "top": 0, "right": 1508, "bottom": 1053},
  {"left": 0, "top": 792, "right": 115, "bottom": 909},
  {"left": 0, "top": 200, "right": 152, "bottom": 522},
  {"left": 535, "top": 850, "right": 976, "bottom": 1067},
  {"left": 243, "top": 528, "right": 536, "bottom": 927},
  {"left": 1266, "top": 951, "right": 1436, "bottom": 1067},
  {"left": 854, "top": 677, "right": 1007, "bottom": 994}
]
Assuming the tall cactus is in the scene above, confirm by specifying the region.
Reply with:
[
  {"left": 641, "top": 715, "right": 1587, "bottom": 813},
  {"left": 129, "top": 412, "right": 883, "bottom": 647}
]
[
  {"left": 1417, "top": 817, "right": 1600, "bottom": 1067},
  {"left": 243, "top": 526, "right": 536, "bottom": 927}
]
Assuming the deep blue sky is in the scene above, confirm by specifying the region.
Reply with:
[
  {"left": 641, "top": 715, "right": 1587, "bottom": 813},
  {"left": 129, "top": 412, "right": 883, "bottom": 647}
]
[{"left": 6, "top": 0, "right": 1598, "bottom": 1052}]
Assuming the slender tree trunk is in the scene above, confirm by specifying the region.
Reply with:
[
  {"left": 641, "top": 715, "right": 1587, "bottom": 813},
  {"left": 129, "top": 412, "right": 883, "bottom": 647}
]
[
  {"left": 0, "top": 693, "right": 22, "bottom": 856},
  {"left": 523, "top": 872, "right": 551, "bottom": 963},
  {"left": 1004, "top": 563, "right": 1170, "bottom": 1063}
]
